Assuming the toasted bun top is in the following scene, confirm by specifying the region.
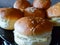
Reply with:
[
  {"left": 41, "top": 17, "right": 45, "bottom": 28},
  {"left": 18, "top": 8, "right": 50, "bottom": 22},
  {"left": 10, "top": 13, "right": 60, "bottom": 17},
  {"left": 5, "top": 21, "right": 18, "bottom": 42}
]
[
  {"left": 47, "top": 2, "right": 60, "bottom": 18},
  {"left": 24, "top": 7, "right": 45, "bottom": 18},
  {"left": 13, "top": 0, "right": 31, "bottom": 12},
  {"left": 14, "top": 17, "right": 53, "bottom": 36},
  {"left": 0, "top": 8, "right": 23, "bottom": 20}
]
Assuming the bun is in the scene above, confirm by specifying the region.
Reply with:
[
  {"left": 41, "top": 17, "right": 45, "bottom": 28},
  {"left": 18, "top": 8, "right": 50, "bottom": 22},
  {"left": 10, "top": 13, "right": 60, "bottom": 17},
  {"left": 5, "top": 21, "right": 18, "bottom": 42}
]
[
  {"left": 47, "top": 2, "right": 60, "bottom": 26},
  {"left": 13, "top": 0, "right": 31, "bottom": 12},
  {"left": 24, "top": 7, "right": 45, "bottom": 18},
  {"left": 0, "top": 8, "right": 23, "bottom": 30},
  {"left": 47, "top": 2, "right": 60, "bottom": 18},
  {"left": 14, "top": 17, "right": 53, "bottom": 45},
  {"left": 14, "top": 17, "right": 53, "bottom": 36},
  {"left": 33, "top": 0, "right": 51, "bottom": 9}
]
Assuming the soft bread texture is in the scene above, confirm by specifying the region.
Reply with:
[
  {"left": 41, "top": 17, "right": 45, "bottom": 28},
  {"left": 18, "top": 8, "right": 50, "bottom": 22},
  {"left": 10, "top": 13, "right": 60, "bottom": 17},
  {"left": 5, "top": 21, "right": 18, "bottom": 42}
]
[
  {"left": 47, "top": 2, "right": 60, "bottom": 26},
  {"left": 14, "top": 17, "right": 53, "bottom": 36},
  {"left": 14, "top": 17, "right": 53, "bottom": 45},
  {"left": 33, "top": 0, "right": 51, "bottom": 9},
  {"left": 13, "top": 0, "right": 31, "bottom": 12},
  {"left": 14, "top": 31, "right": 51, "bottom": 45},
  {"left": 24, "top": 7, "right": 45, "bottom": 18},
  {"left": 51, "top": 18, "right": 60, "bottom": 26},
  {"left": 0, "top": 8, "right": 23, "bottom": 30}
]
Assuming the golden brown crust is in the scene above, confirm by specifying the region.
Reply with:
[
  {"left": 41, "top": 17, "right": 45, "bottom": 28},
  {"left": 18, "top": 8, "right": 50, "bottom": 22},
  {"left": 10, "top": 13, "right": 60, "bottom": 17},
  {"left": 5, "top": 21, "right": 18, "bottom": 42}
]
[
  {"left": 13, "top": 0, "right": 31, "bottom": 12},
  {"left": 0, "top": 8, "right": 24, "bottom": 30},
  {"left": 14, "top": 17, "right": 53, "bottom": 36},
  {"left": 33, "top": 0, "right": 51, "bottom": 9},
  {"left": 24, "top": 7, "right": 45, "bottom": 18},
  {"left": 47, "top": 2, "right": 60, "bottom": 18},
  {"left": 0, "top": 8, "right": 23, "bottom": 19}
]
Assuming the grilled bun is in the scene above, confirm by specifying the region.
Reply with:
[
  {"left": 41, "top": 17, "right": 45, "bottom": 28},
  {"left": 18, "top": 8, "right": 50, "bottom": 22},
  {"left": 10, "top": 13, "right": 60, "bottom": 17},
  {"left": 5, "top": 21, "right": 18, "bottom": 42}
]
[
  {"left": 0, "top": 8, "right": 23, "bottom": 30},
  {"left": 33, "top": 0, "right": 51, "bottom": 9},
  {"left": 14, "top": 17, "right": 53, "bottom": 45},
  {"left": 47, "top": 2, "right": 60, "bottom": 26},
  {"left": 24, "top": 7, "right": 45, "bottom": 18},
  {"left": 13, "top": 0, "right": 31, "bottom": 12}
]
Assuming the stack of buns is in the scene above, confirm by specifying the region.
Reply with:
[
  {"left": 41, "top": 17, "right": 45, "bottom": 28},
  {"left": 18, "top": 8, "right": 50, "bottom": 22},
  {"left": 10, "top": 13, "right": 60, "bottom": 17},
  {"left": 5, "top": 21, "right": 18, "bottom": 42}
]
[
  {"left": 13, "top": 1, "right": 53, "bottom": 45},
  {"left": 0, "top": 0, "right": 60, "bottom": 45}
]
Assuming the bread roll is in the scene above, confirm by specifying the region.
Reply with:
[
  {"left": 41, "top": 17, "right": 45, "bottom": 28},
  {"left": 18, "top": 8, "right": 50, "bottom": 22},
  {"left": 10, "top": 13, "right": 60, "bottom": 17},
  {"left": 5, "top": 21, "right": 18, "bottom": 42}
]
[
  {"left": 24, "top": 7, "right": 45, "bottom": 18},
  {"left": 33, "top": 0, "right": 51, "bottom": 9},
  {"left": 13, "top": 0, "right": 31, "bottom": 12},
  {"left": 47, "top": 2, "right": 60, "bottom": 26},
  {"left": 0, "top": 8, "right": 23, "bottom": 30},
  {"left": 14, "top": 17, "right": 53, "bottom": 45}
]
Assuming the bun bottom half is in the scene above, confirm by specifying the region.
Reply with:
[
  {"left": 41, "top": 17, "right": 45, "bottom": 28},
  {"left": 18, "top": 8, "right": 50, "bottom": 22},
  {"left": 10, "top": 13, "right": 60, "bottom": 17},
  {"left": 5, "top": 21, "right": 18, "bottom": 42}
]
[
  {"left": 14, "top": 31, "right": 52, "bottom": 45},
  {"left": 50, "top": 17, "right": 60, "bottom": 26}
]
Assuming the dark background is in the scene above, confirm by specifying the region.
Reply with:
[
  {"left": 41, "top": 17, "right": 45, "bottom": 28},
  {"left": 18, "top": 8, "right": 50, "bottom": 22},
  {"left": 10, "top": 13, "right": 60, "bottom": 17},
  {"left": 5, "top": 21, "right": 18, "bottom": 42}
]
[{"left": 0, "top": 0, "right": 60, "bottom": 8}]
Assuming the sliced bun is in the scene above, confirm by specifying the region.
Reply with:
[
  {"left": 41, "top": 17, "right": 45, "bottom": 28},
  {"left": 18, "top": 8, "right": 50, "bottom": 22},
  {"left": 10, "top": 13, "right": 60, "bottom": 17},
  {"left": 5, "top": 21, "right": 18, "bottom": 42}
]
[
  {"left": 0, "top": 8, "right": 23, "bottom": 30},
  {"left": 47, "top": 2, "right": 60, "bottom": 26},
  {"left": 14, "top": 17, "right": 53, "bottom": 45}
]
